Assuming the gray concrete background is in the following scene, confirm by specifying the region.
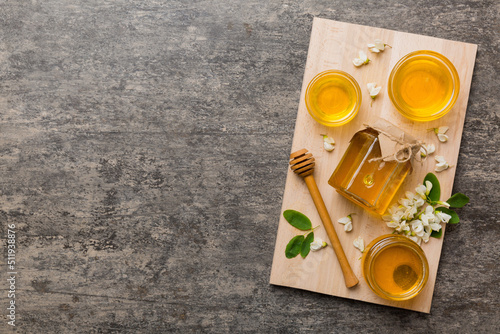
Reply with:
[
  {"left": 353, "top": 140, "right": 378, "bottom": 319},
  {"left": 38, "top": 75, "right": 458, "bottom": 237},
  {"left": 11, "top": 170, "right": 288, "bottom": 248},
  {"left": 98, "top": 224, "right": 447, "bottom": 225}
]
[{"left": 0, "top": 0, "right": 498, "bottom": 333}]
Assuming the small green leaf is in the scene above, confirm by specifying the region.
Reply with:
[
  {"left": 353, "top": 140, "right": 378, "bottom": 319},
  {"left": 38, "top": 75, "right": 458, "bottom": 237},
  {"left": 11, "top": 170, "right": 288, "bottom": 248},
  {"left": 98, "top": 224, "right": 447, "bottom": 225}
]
[
  {"left": 435, "top": 207, "right": 460, "bottom": 224},
  {"left": 300, "top": 232, "right": 314, "bottom": 258},
  {"left": 283, "top": 210, "right": 312, "bottom": 231},
  {"left": 430, "top": 229, "right": 443, "bottom": 238},
  {"left": 446, "top": 193, "right": 470, "bottom": 208},
  {"left": 285, "top": 235, "right": 304, "bottom": 259},
  {"left": 423, "top": 173, "right": 441, "bottom": 202}
]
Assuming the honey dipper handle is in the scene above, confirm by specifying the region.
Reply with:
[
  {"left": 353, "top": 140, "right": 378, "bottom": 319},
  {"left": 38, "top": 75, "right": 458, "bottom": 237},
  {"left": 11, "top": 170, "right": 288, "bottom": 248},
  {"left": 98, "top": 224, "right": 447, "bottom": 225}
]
[{"left": 304, "top": 175, "right": 359, "bottom": 288}]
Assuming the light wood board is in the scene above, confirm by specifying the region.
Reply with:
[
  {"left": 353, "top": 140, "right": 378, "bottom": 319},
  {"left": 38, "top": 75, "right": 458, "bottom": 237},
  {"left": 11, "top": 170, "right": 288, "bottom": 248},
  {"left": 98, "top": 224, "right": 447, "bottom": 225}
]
[{"left": 269, "top": 18, "right": 477, "bottom": 313}]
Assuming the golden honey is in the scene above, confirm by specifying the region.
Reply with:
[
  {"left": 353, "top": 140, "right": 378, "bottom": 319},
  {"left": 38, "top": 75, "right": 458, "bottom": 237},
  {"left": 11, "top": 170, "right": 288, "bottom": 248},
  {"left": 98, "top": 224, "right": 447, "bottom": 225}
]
[
  {"left": 328, "top": 127, "right": 411, "bottom": 215},
  {"left": 305, "top": 70, "right": 361, "bottom": 127},
  {"left": 388, "top": 50, "right": 460, "bottom": 122},
  {"left": 362, "top": 235, "right": 429, "bottom": 301}
]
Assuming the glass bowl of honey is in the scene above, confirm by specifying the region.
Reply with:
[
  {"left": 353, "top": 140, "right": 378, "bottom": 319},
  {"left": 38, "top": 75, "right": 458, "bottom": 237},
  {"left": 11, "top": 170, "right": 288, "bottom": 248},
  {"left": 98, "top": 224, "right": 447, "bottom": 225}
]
[
  {"left": 362, "top": 235, "right": 429, "bottom": 301},
  {"left": 388, "top": 50, "right": 460, "bottom": 122},
  {"left": 305, "top": 70, "right": 361, "bottom": 127}
]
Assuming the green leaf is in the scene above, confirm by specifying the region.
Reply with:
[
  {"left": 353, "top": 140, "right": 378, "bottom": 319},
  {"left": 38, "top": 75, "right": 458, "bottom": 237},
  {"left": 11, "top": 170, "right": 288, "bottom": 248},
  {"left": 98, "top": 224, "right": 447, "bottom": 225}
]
[
  {"left": 446, "top": 193, "right": 470, "bottom": 208},
  {"left": 300, "top": 232, "right": 314, "bottom": 258},
  {"left": 430, "top": 229, "right": 443, "bottom": 238},
  {"left": 435, "top": 207, "right": 460, "bottom": 224},
  {"left": 283, "top": 210, "right": 312, "bottom": 231},
  {"left": 285, "top": 235, "right": 304, "bottom": 259},
  {"left": 423, "top": 173, "right": 441, "bottom": 202}
]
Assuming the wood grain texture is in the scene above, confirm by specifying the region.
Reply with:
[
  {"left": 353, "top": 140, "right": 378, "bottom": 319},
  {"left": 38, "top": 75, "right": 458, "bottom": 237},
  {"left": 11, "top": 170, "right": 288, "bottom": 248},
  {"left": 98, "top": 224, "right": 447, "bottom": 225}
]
[{"left": 270, "top": 18, "right": 477, "bottom": 313}]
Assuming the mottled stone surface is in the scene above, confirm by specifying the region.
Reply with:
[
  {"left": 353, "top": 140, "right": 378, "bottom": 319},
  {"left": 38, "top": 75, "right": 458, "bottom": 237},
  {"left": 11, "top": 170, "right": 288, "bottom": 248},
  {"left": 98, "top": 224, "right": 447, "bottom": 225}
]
[{"left": 0, "top": 0, "right": 498, "bottom": 333}]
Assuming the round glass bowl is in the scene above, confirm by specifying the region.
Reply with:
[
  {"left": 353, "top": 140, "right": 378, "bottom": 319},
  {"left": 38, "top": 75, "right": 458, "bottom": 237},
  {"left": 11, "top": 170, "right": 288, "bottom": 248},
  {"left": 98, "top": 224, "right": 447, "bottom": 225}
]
[
  {"left": 305, "top": 70, "right": 361, "bottom": 127},
  {"left": 388, "top": 50, "right": 460, "bottom": 122},
  {"left": 362, "top": 234, "right": 429, "bottom": 301}
]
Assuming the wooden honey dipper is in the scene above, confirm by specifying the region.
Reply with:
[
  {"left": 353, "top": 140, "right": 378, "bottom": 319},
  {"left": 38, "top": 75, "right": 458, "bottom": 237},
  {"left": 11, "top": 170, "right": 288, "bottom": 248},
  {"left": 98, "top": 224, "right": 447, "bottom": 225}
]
[{"left": 290, "top": 149, "right": 359, "bottom": 288}]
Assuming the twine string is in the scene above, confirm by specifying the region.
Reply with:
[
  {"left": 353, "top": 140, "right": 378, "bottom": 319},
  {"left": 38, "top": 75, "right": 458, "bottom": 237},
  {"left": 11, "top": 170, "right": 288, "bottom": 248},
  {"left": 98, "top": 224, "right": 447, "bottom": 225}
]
[{"left": 363, "top": 124, "right": 425, "bottom": 163}]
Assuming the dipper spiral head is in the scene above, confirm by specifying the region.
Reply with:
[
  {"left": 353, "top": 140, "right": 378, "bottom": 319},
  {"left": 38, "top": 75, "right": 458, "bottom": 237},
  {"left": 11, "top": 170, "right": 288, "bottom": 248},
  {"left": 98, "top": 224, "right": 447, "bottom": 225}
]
[{"left": 289, "top": 149, "right": 315, "bottom": 177}]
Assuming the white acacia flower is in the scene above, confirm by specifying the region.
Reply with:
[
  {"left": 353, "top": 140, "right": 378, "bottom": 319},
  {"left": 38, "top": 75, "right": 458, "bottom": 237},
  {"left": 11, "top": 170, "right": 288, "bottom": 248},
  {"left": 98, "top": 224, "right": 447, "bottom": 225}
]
[
  {"left": 385, "top": 179, "right": 459, "bottom": 244},
  {"left": 353, "top": 236, "right": 365, "bottom": 253},
  {"left": 390, "top": 206, "right": 405, "bottom": 223},
  {"left": 435, "top": 156, "right": 450, "bottom": 172},
  {"left": 415, "top": 185, "right": 426, "bottom": 199},
  {"left": 430, "top": 222, "right": 442, "bottom": 231},
  {"left": 420, "top": 206, "right": 435, "bottom": 226},
  {"left": 408, "top": 235, "right": 422, "bottom": 245},
  {"left": 420, "top": 144, "right": 435, "bottom": 158},
  {"left": 416, "top": 180, "right": 433, "bottom": 199},
  {"left": 422, "top": 231, "right": 430, "bottom": 243},
  {"left": 338, "top": 214, "right": 354, "bottom": 232},
  {"left": 382, "top": 213, "right": 393, "bottom": 222},
  {"left": 388, "top": 220, "right": 410, "bottom": 233},
  {"left": 435, "top": 210, "right": 452, "bottom": 223},
  {"left": 437, "top": 201, "right": 450, "bottom": 208},
  {"left": 398, "top": 194, "right": 419, "bottom": 219},
  {"left": 386, "top": 221, "right": 400, "bottom": 228},
  {"left": 425, "top": 180, "right": 433, "bottom": 194},
  {"left": 367, "top": 39, "right": 391, "bottom": 53},
  {"left": 310, "top": 238, "right": 328, "bottom": 251},
  {"left": 438, "top": 133, "right": 449, "bottom": 142},
  {"left": 433, "top": 126, "right": 449, "bottom": 143},
  {"left": 322, "top": 134, "right": 335, "bottom": 152},
  {"left": 404, "top": 205, "right": 418, "bottom": 220},
  {"left": 411, "top": 219, "right": 425, "bottom": 237},
  {"left": 408, "top": 192, "right": 424, "bottom": 207},
  {"left": 399, "top": 197, "right": 413, "bottom": 208},
  {"left": 367, "top": 82, "right": 382, "bottom": 99},
  {"left": 353, "top": 50, "right": 370, "bottom": 67}
]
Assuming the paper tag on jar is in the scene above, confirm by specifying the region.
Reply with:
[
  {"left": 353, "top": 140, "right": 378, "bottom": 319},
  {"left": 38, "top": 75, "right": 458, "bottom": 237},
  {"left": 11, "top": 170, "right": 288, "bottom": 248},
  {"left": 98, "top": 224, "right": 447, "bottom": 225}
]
[{"left": 364, "top": 119, "right": 421, "bottom": 163}]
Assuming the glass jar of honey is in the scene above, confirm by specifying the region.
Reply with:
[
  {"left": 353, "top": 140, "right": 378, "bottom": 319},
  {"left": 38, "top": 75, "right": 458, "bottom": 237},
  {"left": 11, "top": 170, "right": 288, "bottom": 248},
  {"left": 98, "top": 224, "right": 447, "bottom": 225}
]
[
  {"left": 362, "top": 235, "right": 429, "bottom": 301},
  {"left": 328, "top": 120, "right": 419, "bottom": 215}
]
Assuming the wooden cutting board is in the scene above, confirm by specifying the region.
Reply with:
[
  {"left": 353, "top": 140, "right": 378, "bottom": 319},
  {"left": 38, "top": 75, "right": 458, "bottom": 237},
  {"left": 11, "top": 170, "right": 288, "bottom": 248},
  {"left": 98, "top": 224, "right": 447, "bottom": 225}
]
[{"left": 269, "top": 18, "right": 477, "bottom": 313}]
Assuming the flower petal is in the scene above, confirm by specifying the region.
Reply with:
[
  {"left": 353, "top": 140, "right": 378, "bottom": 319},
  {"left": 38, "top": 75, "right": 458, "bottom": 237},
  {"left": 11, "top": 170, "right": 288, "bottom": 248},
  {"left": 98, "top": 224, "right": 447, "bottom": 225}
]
[
  {"left": 337, "top": 216, "right": 352, "bottom": 225},
  {"left": 324, "top": 142, "right": 335, "bottom": 151},
  {"left": 359, "top": 50, "right": 368, "bottom": 62},
  {"left": 438, "top": 126, "right": 449, "bottom": 134},
  {"left": 419, "top": 147, "right": 427, "bottom": 158},
  {"left": 382, "top": 213, "right": 393, "bottom": 222},
  {"left": 323, "top": 135, "right": 336, "bottom": 152},
  {"left": 425, "top": 180, "right": 433, "bottom": 194},
  {"left": 437, "top": 201, "right": 450, "bottom": 208},
  {"left": 353, "top": 58, "right": 364, "bottom": 66},
  {"left": 426, "top": 144, "right": 435, "bottom": 154},
  {"left": 353, "top": 236, "right": 364, "bottom": 252},
  {"left": 369, "top": 86, "right": 382, "bottom": 97},
  {"left": 436, "top": 211, "right": 452, "bottom": 223},
  {"left": 430, "top": 223, "right": 442, "bottom": 231},
  {"left": 435, "top": 161, "right": 449, "bottom": 172},
  {"left": 408, "top": 235, "right": 421, "bottom": 245},
  {"left": 415, "top": 184, "right": 427, "bottom": 199},
  {"left": 437, "top": 133, "right": 449, "bottom": 142},
  {"left": 310, "top": 239, "right": 325, "bottom": 251},
  {"left": 422, "top": 233, "right": 430, "bottom": 243},
  {"left": 344, "top": 221, "right": 353, "bottom": 232},
  {"left": 323, "top": 135, "right": 335, "bottom": 145},
  {"left": 435, "top": 155, "right": 446, "bottom": 163},
  {"left": 387, "top": 221, "right": 399, "bottom": 228},
  {"left": 374, "top": 39, "right": 385, "bottom": 50}
]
